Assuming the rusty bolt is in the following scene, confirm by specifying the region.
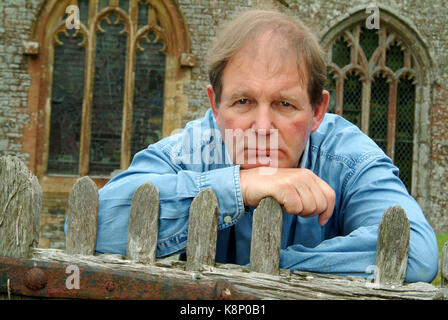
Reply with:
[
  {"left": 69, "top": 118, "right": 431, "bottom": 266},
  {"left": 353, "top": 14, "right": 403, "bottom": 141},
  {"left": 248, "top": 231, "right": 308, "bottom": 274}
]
[
  {"left": 218, "top": 287, "right": 232, "bottom": 300},
  {"left": 215, "top": 280, "right": 233, "bottom": 300},
  {"left": 105, "top": 281, "right": 116, "bottom": 292},
  {"left": 24, "top": 267, "right": 48, "bottom": 291}
]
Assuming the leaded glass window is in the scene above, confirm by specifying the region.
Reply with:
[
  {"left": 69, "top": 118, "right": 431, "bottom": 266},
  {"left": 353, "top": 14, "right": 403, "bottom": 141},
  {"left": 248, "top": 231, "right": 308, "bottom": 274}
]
[
  {"left": 359, "top": 26, "right": 379, "bottom": 62},
  {"left": 395, "top": 76, "right": 415, "bottom": 189},
  {"left": 369, "top": 74, "right": 389, "bottom": 153},
  {"left": 342, "top": 71, "right": 362, "bottom": 128},
  {"left": 332, "top": 36, "right": 351, "bottom": 68},
  {"left": 386, "top": 41, "right": 404, "bottom": 72},
  {"left": 48, "top": 28, "right": 86, "bottom": 175},
  {"left": 326, "top": 71, "right": 337, "bottom": 114},
  {"left": 132, "top": 32, "right": 165, "bottom": 157},
  {"left": 326, "top": 23, "right": 419, "bottom": 193},
  {"left": 89, "top": 12, "right": 128, "bottom": 175},
  {"left": 47, "top": 0, "right": 168, "bottom": 177}
]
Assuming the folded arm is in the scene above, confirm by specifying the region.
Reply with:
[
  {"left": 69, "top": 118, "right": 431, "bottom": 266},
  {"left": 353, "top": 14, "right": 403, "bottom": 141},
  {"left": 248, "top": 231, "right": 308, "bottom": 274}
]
[
  {"left": 277, "top": 154, "right": 438, "bottom": 282},
  {"left": 95, "top": 142, "right": 245, "bottom": 257}
]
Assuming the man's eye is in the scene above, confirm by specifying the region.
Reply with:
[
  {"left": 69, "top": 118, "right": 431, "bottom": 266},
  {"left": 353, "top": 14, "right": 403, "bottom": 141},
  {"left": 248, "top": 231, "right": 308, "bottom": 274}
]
[
  {"left": 281, "top": 101, "right": 291, "bottom": 107},
  {"left": 237, "top": 99, "right": 248, "bottom": 105}
]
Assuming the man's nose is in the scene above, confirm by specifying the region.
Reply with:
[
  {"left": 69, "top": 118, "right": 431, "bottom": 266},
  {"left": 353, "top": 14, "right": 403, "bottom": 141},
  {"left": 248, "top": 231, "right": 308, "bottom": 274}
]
[{"left": 251, "top": 105, "right": 275, "bottom": 133}]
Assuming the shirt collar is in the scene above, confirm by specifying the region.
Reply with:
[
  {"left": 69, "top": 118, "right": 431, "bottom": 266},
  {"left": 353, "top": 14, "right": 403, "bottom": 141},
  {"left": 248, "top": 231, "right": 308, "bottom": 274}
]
[{"left": 299, "top": 138, "right": 310, "bottom": 169}]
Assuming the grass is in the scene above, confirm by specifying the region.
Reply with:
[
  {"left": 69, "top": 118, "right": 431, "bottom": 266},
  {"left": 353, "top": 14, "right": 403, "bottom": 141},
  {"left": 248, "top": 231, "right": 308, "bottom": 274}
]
[{"left": 431, "top": 232, "right": 448, "bottom": 286}]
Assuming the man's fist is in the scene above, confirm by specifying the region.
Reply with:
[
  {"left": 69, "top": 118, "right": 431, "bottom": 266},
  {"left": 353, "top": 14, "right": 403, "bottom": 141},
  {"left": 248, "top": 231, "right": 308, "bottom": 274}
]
[{"left": 240, "top": 168, "right": 336, "bottom": 226}]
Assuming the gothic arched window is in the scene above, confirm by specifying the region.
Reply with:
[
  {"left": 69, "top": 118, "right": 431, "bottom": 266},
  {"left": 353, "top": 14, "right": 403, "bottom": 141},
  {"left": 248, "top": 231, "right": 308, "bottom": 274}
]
[
  {"left": 26, "top": 0, "right": 191, "bottom": 190},
  {"left": 47, "top": 0, "right": 171, "bottom": 177},
  {"left": 325, "top": 23, "right": 419, "bottom": 193}
]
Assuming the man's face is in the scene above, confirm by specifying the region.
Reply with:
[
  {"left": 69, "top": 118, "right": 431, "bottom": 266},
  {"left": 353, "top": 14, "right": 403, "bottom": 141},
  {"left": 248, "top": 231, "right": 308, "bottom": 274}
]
[{"left": 208, "top": 33, "right": 328, "bottom": 169}]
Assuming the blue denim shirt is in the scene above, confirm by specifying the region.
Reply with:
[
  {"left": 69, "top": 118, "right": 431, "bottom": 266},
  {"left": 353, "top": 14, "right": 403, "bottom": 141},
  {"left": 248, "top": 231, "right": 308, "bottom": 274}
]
[{"left": 95, "top": 109, "right": 438, "bottom": 282}]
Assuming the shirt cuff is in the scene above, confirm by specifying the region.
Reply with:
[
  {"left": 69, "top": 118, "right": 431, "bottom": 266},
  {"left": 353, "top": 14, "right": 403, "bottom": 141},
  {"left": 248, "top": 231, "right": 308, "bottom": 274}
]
[{"left": 198, "top": 165, "right": 245, "bottom": 229}]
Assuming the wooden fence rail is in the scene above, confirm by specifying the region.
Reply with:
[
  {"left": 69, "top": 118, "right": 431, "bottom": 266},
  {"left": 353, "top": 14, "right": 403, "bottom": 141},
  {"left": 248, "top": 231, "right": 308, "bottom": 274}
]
[{"left": 0, "top": 155, "right": 447, "bottom": 300}]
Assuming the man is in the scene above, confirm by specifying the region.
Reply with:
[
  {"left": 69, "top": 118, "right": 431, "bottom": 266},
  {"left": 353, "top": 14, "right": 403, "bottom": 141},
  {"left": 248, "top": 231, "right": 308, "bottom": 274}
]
[{"left": 95, "top": 9, "right": 438, "bottom": 282}]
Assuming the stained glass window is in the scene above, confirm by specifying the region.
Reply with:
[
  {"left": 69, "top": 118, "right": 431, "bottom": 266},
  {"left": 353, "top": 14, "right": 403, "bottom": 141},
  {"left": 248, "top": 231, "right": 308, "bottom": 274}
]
[
  {"left": 98, "top": 0, "right": 109, "bottom": 11},
  {"left": 47, "top": 1, "right": 170, "bottom": 177},
  {"left": 78, "top": 0, "right": 89, "bottom": 26},
  {"left": 120, "top": 0, "right": 130, "bottom": 14},
  {"left": 47, "top": 29, "right": 86, "bottom": 175},
  {"left": 89, "top": 12, "right": 127, "bottom": 175},
  {"left": 138, "top": 2, "right": 149, "bottom": 29},
  {"left": 132, "top": 32, "right": 166, "bottom": 158}
]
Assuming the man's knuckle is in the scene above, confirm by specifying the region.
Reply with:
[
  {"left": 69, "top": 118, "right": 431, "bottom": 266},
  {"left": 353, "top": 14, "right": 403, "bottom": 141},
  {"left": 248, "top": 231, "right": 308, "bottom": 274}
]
[
  {"left": 301, "top": 168, "right": 313, "bottom": 177},
  {"left": 317, "top": 201, "right": 327, "bottom": 214},
  {"left": 329, "top": 189, "right": 336, "bottom": 201}
]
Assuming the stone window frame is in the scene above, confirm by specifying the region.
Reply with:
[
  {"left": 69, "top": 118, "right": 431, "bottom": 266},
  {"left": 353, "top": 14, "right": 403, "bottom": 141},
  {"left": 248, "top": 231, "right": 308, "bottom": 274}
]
[
  {"left": 24, "top": 0, "right": 193, "bottom": 195},
  {"left": 320, "top": 5, "right": 434, "bottom": 211}
]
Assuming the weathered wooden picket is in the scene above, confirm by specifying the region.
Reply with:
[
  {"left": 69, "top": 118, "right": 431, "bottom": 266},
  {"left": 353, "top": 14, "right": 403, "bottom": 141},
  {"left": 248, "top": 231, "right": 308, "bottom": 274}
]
[{"left": 0, "top": 155, "right": 447, "bottom": 299}]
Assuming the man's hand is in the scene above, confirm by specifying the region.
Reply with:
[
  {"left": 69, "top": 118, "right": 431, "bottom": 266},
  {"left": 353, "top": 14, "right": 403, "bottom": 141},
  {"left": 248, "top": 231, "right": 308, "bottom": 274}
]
[{"left": 240, "top": 168, "right": 336, "bottom": 226}]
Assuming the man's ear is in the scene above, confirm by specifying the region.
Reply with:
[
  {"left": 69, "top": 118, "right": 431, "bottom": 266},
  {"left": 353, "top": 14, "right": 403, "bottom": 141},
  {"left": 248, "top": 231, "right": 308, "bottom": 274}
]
[
  {"left": 207, "top": 85, "right": 219, "bottom": 122},
  {"left": 311, "top": 90, "right": 329, "bottom": 132}
]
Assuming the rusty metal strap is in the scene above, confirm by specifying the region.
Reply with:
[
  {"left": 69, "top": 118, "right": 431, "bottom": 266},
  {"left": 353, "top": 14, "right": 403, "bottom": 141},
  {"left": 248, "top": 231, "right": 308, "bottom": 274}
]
[{"left": 0, "top": 256, "right": 256, "bottom": 300}]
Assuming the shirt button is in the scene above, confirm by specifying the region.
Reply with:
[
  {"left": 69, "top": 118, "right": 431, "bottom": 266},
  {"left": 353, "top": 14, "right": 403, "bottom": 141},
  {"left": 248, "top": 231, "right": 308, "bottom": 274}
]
[{"left": 224, "top": 216, "right": 232, "bottom": 224}]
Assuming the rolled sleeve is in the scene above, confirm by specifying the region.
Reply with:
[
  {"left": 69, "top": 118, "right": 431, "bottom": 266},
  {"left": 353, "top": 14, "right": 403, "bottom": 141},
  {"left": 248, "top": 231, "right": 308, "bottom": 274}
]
[{"left": 199, "top": 165, "right": 245, "bottom": 229}]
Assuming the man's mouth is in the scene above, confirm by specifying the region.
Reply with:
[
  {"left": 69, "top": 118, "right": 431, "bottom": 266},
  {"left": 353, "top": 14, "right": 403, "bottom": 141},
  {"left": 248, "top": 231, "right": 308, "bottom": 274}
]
[
  {"left": 246, "top": 148, "right": 276, "bottom": 156},
  {"left": 244, "top": 148, "right": 279, "bottom": 165}
]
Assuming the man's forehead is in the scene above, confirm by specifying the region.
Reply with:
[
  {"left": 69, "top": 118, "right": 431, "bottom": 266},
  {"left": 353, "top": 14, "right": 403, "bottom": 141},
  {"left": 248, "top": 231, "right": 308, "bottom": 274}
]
[
  {"left": 222, "top": 56, "right": 309, "bottom": 104},
  {"left": 226, "top": 85, "right": 308, "bottom": 100},
  {"left": 227, "top": 32, "right": 309, "bottom": 86}
]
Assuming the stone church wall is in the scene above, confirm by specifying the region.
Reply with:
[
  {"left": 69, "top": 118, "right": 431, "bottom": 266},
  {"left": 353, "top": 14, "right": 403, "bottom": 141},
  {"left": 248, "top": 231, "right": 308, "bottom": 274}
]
[{"left": 0, "top": 0, "right": 446, "bottom": 250}]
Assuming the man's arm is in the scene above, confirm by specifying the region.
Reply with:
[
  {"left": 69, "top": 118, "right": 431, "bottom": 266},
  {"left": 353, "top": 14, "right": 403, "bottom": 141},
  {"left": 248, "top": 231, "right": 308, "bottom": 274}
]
[
  {"left": 240, "top": 155, "right": 439, "bottom": 282},
  {"left": 95, "top": 141, "right": 245, "bottom": 257}
]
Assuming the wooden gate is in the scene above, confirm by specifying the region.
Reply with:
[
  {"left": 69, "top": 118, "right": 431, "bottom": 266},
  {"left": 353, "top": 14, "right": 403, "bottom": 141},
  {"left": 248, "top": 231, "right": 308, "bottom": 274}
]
[{"left": 0, "top": 155, "right": 446, "bottom": 299}]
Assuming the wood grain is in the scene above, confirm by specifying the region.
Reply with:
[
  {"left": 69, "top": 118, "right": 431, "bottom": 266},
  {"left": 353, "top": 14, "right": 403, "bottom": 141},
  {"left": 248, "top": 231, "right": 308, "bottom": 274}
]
[
  {"left": 250, "top": 197, "right": 283, "bottom": 275},
  {"left": 65, "top": 176, "right": 99, "bottom": 255},
  {"left": 21, "top": 248, "right": 444, "bottom": 300},
  {"left": 185, "top": 188, "right": 218, "bottom": 271},
  {"left": 126, "top": 182, "right": 159, "bottom": 264},
  {"left": 375, "top": 206, "right": 410, "bottom": 286},
  {"left": 442, "top": 241, "right": 448, "bottom": 287},
  {"left": 0, "top": 156, "right": 42, "bottom": 258}
]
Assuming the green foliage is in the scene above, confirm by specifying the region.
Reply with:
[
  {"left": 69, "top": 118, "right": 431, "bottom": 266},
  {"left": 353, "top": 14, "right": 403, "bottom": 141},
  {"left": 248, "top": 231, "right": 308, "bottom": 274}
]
[{"left": 432, "top": 232, "right": 448, "bottom": 286}]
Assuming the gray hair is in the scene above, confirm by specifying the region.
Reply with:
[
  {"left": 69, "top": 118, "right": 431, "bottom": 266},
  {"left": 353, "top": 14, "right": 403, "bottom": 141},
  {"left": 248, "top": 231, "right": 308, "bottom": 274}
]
[{"left": 206, "top": 9, "right": 327, "bottom": 108}]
